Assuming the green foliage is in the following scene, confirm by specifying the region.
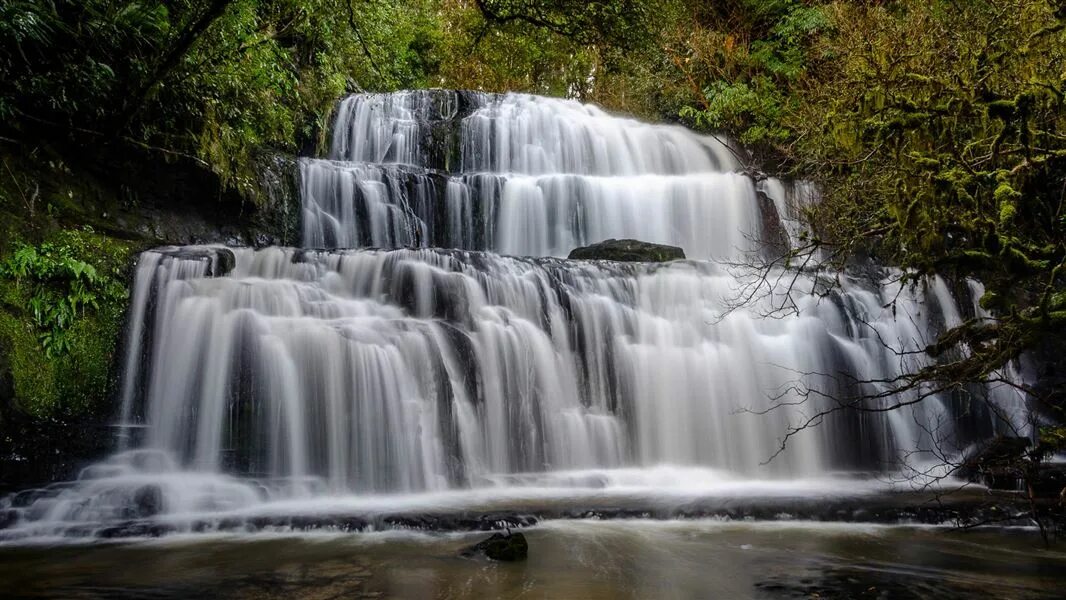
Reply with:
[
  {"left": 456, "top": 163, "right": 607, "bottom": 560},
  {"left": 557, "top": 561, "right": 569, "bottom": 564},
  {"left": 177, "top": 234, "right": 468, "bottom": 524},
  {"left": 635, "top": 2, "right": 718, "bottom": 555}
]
[
  {"left": 792, "top": 0, "right": 1065, "bottom": 302},
  {"left": 0, "top": 228, "right": 128, "bottom": 358},
  {"left": 0, "top": 0, "right": 673, "bottom": 188},
  {"left": 663, "top": 1, "right": 1066, "bottom": 433},
  {"left": 0, "top": 0, "right": 443, "bottom": 191},
  {"left": 172, "top": 0, "right": 443, "bottom": 190},
  {"left": 670, "top": 1, "right": 827, "bottom": 154},
  {"left": 434, "top": 1, "right": 599, "bottom": 97},
  {"left": 470, "top": 0, "right": 654, "bottom": 49},
  {"left": 681, "top": 77, "right": 792, "bottom": 146},
  {"left": 1039, "top": 426, "right": 1066, "bottom": 455}
]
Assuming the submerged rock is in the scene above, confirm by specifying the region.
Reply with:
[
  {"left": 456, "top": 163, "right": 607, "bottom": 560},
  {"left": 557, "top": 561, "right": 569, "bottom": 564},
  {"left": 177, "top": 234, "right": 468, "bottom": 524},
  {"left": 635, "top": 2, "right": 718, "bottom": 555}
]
[
  {"left": 568, "top": 239, "right": 685, "bottom": 262},
  {"left": 132, "top": 485, "right": 163, "bottom": 518},
  {"left": 461, "top": 531, "right": 529, "bottom": 561},
  {"left": 0, "top": 509, "right": 19, "bottom": 530}
]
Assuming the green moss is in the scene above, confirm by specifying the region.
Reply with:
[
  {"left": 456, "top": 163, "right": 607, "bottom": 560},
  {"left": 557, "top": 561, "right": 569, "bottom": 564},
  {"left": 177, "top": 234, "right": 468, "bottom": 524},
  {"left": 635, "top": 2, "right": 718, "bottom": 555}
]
[
  {"left": 54, "top": 299, "right": 124, "bottom": 417},
  {"left": 995, "top": 182, "right": 1022, "bottom": 231},
  {"left": 979, "top": 290, "right": 1002, "bottom": 311},
  {"left": 985, "top": 99, "right": 1017, "bottom": 120},
  {"left": 0, "top": 306, "right": 59, "bottom": 417}
]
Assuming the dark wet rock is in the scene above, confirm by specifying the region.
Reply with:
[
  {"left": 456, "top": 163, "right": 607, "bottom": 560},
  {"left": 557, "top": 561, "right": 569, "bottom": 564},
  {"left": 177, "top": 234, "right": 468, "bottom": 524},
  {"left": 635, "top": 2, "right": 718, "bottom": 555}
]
[
  {"left": 176, "top": 512, "right": 536, "bottom": 537},
  {"left": 211, "top": 248, "right": 236, "bottom": 277},
  {"left": 755, "top": 188, "right": 790, "bottom": 257},
  {"left": 218, "top": 517, "right": 245, "bottom": 532},
  {"left": 6, "top": 484, "right": 1062, "bottom": 542},
  {"left": 1032, "top": 463, "right": 1066, "bottom": 498},
  {"left": 568, "top": 239, "right": 685, "bottom": 262},
  {"left": 380, "top": 512, "right": 536, "bottom": 532},
  {"left": 249, "top": 151, "right": 302, "bottom": 246},
  {"left": 133, "top": 485, "right": 163, "bottom": 518},
  {"left": 0, "top": 508, "right": 19, "bottom": 530},
  {"left": 97, "top": 520, "right": 171, "bottom": 539},
  {"left": 330, "top": 90, "right": 487, "bottom": 173},
  {"left": 164, "top": 246, "right": 237, "bottom": 277},
  {"left": 957, "top": 435, "right": 1031, "bottom": 489},
  {"left": 11, "top": 488, "right": 47, "bottom": 508},
  {"left": 461, "top": 531, "right": 529, "bottom": 561},
  {"left": 976, "top": 436, "right": 1030, "bottom": 463},
  {"left": 0, "top": 418, "right": 117, "bottom": 496}
]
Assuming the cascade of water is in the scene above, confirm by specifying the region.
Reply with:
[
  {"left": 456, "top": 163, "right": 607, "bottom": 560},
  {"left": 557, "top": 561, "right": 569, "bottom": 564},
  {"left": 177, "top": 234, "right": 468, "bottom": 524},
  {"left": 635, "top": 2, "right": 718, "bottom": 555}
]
[
  {"left": 302, "top": 91, "right": 757, "bottom": 258},
  {"left": 31, "top": 247, "right": 983, "bottom": 504},
  {"left": 759, "top": 178, "right": 820, "bottom": 249},
  {"left": 0, "top": 90, "right": 1025, "bottom": 540},
  {"left": 329, "top": 90, "right": 461, "bottom": 166},
  {"left": 458, "top": 93, "right": 737, "bottom": 175},
  {"left": 116, "top": 248, "right": 229, "bottom": 447}
]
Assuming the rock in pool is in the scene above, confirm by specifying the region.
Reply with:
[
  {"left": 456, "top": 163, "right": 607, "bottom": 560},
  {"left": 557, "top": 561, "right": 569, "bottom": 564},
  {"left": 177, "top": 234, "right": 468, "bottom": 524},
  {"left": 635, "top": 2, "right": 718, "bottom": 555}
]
[{"left": 461, "top": 531, "right": 529, "bottom": 561}]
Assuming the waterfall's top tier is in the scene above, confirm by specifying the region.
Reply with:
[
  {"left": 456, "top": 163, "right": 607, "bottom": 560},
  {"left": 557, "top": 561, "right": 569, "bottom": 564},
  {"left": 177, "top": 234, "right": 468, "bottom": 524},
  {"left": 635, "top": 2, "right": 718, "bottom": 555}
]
[
  {"left": 328, "top": 90, "right": 739, "bottom": 176},
  {"left": 306, "top": 90, "right": 771, "bottom": 257}
]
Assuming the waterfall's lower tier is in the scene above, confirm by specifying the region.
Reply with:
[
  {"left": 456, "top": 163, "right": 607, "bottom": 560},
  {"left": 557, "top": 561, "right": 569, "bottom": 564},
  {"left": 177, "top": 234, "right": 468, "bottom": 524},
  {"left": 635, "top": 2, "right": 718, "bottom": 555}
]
[
  {"left": 112, "top": 246, "right": 1012, "bottom": 493},
  {"left": 0, "top": 246, "right": 1028, "bottom": 539}
]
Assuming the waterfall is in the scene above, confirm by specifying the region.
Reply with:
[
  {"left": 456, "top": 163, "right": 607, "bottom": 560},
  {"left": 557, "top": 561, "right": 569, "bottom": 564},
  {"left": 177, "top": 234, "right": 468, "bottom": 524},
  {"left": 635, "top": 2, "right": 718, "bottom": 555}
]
[{"left": 0, "top": 91, "right": 1028, "bottom": 538}]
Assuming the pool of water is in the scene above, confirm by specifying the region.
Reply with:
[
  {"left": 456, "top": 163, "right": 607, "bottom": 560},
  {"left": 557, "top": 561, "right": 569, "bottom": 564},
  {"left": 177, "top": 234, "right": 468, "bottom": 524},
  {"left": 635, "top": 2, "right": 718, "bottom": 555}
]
[{"left": 1, "top": 520, "right": 1063, "bottom": 599}]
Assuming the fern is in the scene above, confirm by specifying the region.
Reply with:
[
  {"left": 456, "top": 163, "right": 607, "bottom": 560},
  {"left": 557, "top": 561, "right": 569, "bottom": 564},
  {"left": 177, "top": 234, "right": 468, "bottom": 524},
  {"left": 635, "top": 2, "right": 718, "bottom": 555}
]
[{"left": 0, "top": 229, "right": 127, "bottom": 358}]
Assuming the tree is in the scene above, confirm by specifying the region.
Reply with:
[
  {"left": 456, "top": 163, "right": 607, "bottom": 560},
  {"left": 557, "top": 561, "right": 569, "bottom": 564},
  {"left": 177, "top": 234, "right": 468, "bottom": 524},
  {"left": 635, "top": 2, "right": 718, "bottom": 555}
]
[{"left": 697, "top": 0, "right": 1066, "bottom": 541}]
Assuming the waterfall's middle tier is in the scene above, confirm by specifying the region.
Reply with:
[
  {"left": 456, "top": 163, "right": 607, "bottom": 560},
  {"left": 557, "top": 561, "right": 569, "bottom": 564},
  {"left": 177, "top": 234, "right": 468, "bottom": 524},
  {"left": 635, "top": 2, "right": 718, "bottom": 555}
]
[{"left": 301, "top": 161, "right": 770, "bottom": 257}]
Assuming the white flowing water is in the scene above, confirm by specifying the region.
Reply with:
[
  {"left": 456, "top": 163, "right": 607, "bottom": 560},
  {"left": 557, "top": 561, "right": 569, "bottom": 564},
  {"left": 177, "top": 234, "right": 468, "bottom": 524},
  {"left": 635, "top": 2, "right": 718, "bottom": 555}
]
[
  {"left": 0, "top": 91, "right": 1030, "bottom": 540},
  {"left": 303, "top": 91, "right": 749, "bottom": 258}
]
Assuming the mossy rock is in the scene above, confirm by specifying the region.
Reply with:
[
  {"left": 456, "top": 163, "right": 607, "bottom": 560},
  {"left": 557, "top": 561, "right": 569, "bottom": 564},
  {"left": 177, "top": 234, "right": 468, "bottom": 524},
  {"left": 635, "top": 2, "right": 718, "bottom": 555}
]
[{"left": 568, "top": 239, "right": 686, "bottom": 262}]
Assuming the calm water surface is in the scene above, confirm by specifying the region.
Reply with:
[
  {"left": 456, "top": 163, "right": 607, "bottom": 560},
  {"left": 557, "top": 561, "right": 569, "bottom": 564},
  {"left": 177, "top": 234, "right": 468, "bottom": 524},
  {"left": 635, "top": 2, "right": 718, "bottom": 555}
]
[{"left": 2, "top": 520, "right": 1064, "bottom": 599}]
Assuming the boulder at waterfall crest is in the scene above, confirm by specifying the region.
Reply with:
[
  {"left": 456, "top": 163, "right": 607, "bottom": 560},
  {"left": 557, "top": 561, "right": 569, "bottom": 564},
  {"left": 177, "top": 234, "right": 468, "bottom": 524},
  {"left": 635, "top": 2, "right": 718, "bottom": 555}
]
[{"left": 568, "top": 239, "right": 686, "bottom": 262}]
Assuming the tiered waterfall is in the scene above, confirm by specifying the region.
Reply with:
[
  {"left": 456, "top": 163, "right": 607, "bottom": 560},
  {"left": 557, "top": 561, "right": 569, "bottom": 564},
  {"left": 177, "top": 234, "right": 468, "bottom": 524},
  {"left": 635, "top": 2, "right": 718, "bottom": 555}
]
[{"left": 1, "top": 91, "right": 1029, "bottom": 537}]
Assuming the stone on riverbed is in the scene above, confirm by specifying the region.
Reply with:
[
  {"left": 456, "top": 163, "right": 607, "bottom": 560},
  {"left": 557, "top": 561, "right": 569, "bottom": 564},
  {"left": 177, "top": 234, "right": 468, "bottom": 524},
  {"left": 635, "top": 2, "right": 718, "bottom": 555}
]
[
  {"left": 461, "top": 532, "right": 529, "bottom": 561},
  {"left": 568, "top": 239, "right": 685, "bottom": 262}
]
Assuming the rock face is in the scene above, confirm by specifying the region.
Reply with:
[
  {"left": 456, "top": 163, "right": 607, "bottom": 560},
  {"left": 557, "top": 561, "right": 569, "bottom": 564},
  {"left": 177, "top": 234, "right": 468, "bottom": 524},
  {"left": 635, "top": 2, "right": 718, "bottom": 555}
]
[
  {"left": 461, "top": 532, "right": 529, "bottom": 561},
  {"left": 567, "top": 239, "right": 685, "bottom": 262}
]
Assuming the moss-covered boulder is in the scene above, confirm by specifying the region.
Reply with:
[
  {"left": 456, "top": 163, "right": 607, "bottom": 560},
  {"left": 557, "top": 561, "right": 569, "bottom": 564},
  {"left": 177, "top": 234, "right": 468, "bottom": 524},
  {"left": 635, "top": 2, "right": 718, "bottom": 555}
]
[{"left": 567, "top": 239, "right": 685, "bottom": 262}]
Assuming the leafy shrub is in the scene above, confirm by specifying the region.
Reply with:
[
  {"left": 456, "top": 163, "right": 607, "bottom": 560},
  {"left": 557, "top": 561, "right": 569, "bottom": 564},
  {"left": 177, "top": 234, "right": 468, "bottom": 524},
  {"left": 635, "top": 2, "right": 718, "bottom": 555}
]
[{"left": 0, "top": 228, "right": 128, "bottom": 358}]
